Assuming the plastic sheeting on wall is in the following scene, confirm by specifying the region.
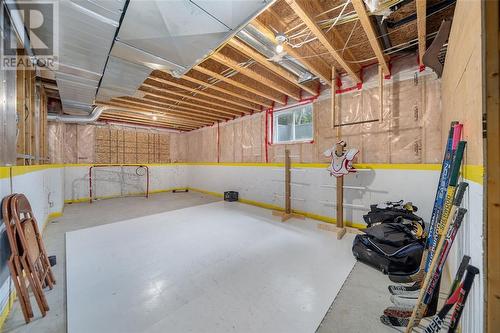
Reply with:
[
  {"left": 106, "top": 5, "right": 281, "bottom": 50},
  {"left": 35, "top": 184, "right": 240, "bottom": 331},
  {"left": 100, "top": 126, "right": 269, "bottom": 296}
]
[
  {"left": 49, "top": 122, "right": 173, "bottom": 164},
  {"left": 174, "top": 74, "right": 442, "bottom": 164}
]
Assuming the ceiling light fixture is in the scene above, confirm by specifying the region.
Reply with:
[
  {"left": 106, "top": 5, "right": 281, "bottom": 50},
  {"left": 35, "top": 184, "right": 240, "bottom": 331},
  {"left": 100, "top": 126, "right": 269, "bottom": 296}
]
[{"left": 275, "top": 32, "right": 287, "bottom": 54}]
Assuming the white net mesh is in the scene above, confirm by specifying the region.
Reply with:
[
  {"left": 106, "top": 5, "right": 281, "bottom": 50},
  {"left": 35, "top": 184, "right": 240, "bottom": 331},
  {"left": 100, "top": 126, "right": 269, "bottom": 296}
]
[{"left": 90, "top": 165, "right": 149, "bottom": 201}]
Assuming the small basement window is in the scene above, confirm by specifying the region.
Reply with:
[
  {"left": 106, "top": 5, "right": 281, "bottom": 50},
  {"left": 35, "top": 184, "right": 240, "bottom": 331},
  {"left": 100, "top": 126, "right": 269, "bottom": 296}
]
[{"left": 273, "top": 103, "right": 313, "bottom": 143}]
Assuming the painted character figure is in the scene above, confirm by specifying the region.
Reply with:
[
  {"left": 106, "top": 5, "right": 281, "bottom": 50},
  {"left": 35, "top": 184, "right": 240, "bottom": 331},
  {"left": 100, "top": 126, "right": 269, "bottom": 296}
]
[{"left": 324, "top": 141, "right": 359, "bottom": 177}]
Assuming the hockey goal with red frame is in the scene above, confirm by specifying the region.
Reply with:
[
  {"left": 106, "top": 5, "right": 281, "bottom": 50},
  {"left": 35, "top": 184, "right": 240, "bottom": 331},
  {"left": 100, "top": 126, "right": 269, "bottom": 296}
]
[{"left": 89, "top": 165, "right": 150, "bottom": 203}]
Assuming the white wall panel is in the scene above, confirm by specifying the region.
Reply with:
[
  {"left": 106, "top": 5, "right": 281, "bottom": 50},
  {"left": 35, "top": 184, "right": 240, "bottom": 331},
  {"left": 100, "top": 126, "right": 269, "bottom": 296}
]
[{"left": 186, "top": 165, "right": 441, "bottom": 226}]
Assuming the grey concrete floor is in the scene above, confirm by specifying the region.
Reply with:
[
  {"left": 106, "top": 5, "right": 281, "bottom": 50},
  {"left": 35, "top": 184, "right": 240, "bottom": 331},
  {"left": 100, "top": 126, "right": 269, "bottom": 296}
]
[{"left": 3, "top": 191, "right": 398, "bottom": 333}]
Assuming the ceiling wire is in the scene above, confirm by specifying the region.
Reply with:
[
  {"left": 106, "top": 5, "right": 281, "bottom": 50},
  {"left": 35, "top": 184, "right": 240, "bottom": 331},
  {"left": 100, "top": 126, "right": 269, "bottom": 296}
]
[{"left": 287, "top": 1, "right": 454, "bottom": 57}]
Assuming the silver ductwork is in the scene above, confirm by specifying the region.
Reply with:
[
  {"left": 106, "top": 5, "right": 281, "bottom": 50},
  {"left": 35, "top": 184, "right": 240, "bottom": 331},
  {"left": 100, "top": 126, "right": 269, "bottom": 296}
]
[
  {"left": 238, "top": 24, "right": 315, "bottom": 84},
  {"left": 47, "top": 105, "right": 111, "bottom": 123}
]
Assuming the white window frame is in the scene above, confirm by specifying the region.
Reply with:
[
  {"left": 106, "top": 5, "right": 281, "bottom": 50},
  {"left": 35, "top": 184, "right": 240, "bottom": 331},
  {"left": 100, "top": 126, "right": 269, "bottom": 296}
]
[{"left": 273, "top": 103, "right": 313, "bottom": 144}]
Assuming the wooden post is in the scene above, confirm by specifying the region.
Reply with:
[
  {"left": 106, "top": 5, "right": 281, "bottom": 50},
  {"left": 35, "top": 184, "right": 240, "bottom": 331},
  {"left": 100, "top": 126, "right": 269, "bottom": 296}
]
[
  {"left": 272, "top": 149, "right": 304, "bottom": 222},
  {"left": 485, "top": 1, "right": 500, "bottom": 331},
  {"left": 379, "top": 64, "right": 384, "bottom": 122},
  {"left": 331, "top": 67, "right": 336, "bottom": 129},
  {"left": 284, "top": 149, "right": 291, "bottom": 214},
  {"left": 335, "top": 142, "right": 347, "bottom": 239}
]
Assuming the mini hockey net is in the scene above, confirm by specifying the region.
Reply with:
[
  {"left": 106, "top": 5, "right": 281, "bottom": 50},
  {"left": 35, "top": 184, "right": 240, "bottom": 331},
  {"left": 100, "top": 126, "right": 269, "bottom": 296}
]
[{"left": 89, "top": 165, "right": 150, "bottom": 203}]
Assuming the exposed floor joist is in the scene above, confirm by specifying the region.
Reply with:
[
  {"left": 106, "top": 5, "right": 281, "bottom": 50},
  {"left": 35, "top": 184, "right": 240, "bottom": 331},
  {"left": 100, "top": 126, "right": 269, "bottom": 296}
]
[
  {"left": 211, "top": 52, "right": 301, "bottom": 101},
  {"left": 99, "top": 115, "right": 196, "bottom": 131},
  {"left": 150, "top": 74, "right": 269, "bottom": 111},
  {"left": 100, "top": 110, "right": 204, "bottom": 129},
  {"left": 121, "top": 92, "right": 242, "bottom": 118},
  {"left": 111, "top": 98, "right": 228, "bottom": 122},
  {"left": 228, "top": 38, "right": 318, "bottom": 96},
  {"left": 285, "top": 0, "right": 362, "bottom": 83},
  {"left": 416, "top": 0, "right": 427, "bottom": 66},
  {"left": 102, "top": 112, "right": 199, "bottom": 129},
  {"left": 102, "top": 100, "right": 220, "bottom": 124},
  {"left": 251, "top": 19, "right": 332, "bottom": 86},
  {"left": 351, "top": 0, "right": 390, "bottom": 75},
  {"left": 194, "top": 65, "right": 286, "bottom": 105},
  {"left": 140, "top": 83, "right": 252, "bottom": 115}
]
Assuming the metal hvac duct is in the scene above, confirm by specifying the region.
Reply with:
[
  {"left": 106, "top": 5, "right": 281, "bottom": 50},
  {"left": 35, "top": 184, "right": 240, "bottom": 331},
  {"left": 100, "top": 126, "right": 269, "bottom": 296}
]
[
  {"left": 47, "top": 105, "right": 111, "bottom": 123},
  {"left": 238, "top": 24, "right": 315, "bottom": 83}
]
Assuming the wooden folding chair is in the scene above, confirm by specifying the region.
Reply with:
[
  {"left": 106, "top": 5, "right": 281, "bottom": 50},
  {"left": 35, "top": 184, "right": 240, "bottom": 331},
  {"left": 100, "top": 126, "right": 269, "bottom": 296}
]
[
  {"left": 12, "top": 194, "right": 56, "bottom": 288},
  {"left": 10, "top": 194, "right": 56, "bottom": 314},
  {"left": 2, "top": 194, "right": 34, "bottom": 323}
]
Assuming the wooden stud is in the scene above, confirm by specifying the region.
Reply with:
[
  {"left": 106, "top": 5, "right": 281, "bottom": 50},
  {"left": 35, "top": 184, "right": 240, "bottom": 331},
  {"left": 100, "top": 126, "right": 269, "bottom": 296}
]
[
  {"left": 211, "top": 52, "right": 301, "bottom": 100},
  {"left": 379, "top": 64, "right": 384, "bottom": 122},
  {"left": 351, "top": 0, "right": 390, "bottom": 75},
  {"left": 194, "top": 66, "right": 286, "bottom": 105},
  {"left": 285, "top": 0, "right": 362, "bottom": 82},
  {"left": 331, "top": 67, "right": 336, "bottom": 129},
  {"left": 485, "top": 1, "right": 500, "bottom": 332},
  {"left": 141, "top": 83, "right": 251, "bottom": 114},
  {"left": 229, "top": 38, "right": 318, "bottom": 95},
  {"left": 416, "top": 0, "right": 427, "bottom": 66},
  {"left": 150, "top": 75, "right": 271, "bottom": 109}
]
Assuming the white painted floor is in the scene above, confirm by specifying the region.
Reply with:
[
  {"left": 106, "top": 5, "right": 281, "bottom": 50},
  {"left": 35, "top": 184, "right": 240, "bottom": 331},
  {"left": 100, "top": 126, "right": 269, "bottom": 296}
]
[{"left": 66, "top": 201, "right": 356, "bottom": 333}]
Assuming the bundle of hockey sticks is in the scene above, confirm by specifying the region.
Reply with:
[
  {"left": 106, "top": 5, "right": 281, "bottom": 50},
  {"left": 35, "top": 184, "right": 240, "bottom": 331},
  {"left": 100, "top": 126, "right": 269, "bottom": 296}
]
[
  {"left": 382, "top": 254, "right": 479, "bottom": 332},
  {"left": 378, "top": 122, "right": 479, "bottom": 331}
]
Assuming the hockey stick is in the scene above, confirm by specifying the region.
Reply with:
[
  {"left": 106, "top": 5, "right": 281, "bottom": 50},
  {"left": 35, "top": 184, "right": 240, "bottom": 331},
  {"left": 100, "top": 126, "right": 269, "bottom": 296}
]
[
  {"left": 389, "top": 280, "right": 421, "bottom": 295},
  {"left": 404, "top": 182, "right": 468, "bottom": 333},
  {"left": 388, "top": 124, "right": 461, "bottom": 284},
  {"left": 422, "top": 256, "right": 472, "bottom": 333},
  {"left": 425, "top": 123, "right": 461, "bottom": 271},
  {"left": 448, "top": 265, "right": 479, "bottom": 333},
  {"left": 423, "top": 207, "right": 468, "bottom": 304},
  {"left": 426, "top": 140, "right": 465, "bottom": 270}
]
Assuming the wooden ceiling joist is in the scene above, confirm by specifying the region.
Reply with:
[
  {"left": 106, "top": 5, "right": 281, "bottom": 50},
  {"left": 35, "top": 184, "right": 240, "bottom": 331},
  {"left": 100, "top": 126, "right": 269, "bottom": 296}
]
[
  {"left": 103, "top": 101, "right": 219, "bottom": 126},
  {"left": 141, "top": 83, "right": 251, "bottom": 114},
  {"left": 228, "top": 38, "right": 318, "bottom": 96},
  {"left": 110, "top": 98, "right": 225, "bottom": 122},
  {"left": 99, "top": 115, "right": 196, "bottom": 131},
  {"left": 285, "top": 0, "right": 362, "bottom": 83},
  {"left": 251, "top": 19, "right": 332, "bottom": 86},
  {"left": 150, "top": 74, "right": 268, "bottom": 110},
  {"left": 416, "top": 0, "right": 427, "bottom": 66},
  {"left": 351, "top": 0, "right": 390, "bottom": 75},
  {"left": 211, "top": 52, "right": 301, "bottom": 101},
  {"left": 179, "top": 74, "right": 270, "bottom": 109},
  {"left": 103, "top": 111, "right": 201, "bottom": 128},
  {"left": 194, "top": 66, "right": 286, "bottom": 105},
  {"left": 120, "top": 91, "right": 241, "bottom": 118}
]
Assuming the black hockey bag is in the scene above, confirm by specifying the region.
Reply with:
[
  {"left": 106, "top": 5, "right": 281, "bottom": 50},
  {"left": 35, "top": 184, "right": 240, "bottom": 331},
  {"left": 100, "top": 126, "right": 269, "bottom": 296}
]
[
  {"left": 352, "top": 223, "right": 425, "bottom": 275},
  {"left": 362, "top": 200, "right": 424, "bottom": 228}
]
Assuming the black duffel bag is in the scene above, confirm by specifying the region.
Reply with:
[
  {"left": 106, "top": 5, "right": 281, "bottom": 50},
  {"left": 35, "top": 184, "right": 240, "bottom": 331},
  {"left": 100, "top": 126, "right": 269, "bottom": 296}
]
[
  {"left": 363, "top": 200, "right": 423, "bottom": 228},
  {"left": 352, "top": 223, "right": 424, "bottom": 275}
]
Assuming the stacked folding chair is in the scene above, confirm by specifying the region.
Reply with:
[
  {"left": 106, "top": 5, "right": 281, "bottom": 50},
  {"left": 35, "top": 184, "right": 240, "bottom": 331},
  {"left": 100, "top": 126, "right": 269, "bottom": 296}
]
[{"left": 1, "top": 193, "right": 56, "bottom": 323}]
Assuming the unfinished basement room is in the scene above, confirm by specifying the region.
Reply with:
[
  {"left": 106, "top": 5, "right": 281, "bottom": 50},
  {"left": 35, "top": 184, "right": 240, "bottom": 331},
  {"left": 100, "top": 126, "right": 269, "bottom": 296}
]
[{"left": 0, "top": 0, "right": 498, "bottom": 332}]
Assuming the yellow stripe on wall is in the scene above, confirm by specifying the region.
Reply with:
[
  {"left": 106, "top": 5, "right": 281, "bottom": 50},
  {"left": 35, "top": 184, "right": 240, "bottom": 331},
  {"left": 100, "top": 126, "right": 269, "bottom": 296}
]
[{"left": 0, "top": 163, "right": 484, "bottom": 184}]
